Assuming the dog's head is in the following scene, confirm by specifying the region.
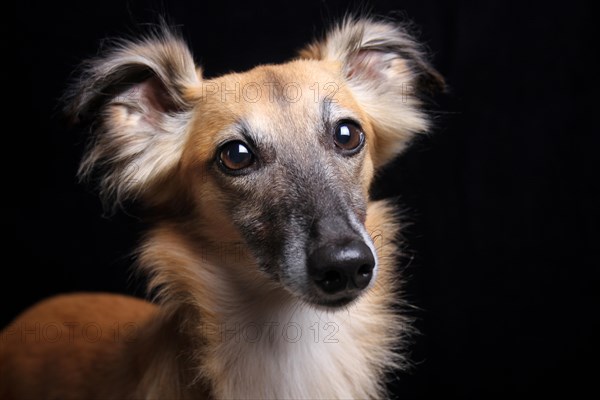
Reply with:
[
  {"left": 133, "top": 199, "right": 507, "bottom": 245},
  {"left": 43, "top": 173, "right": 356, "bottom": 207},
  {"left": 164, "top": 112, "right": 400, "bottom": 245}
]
[{"left": 68, "top": 19, "right": 442, "bottom": 308}]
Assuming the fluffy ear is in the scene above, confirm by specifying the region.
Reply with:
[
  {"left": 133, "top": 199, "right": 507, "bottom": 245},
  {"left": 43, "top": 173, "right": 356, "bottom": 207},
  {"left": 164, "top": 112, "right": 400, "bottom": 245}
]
[
  {"left": 299, "top": 18, "right": 445, "bottom": 168},
  {"left": 66, "top": 29, "right": 201, "bottom": 210}
]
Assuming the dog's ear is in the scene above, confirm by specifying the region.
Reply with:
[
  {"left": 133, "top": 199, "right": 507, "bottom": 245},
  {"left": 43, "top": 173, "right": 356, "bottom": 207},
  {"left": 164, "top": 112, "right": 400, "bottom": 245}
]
[
  {"left": 66, "top": 29, "right": 201, "bottom": 211},
  {"left": 299, "top": 18, "right": 445, "bottom": 168}
]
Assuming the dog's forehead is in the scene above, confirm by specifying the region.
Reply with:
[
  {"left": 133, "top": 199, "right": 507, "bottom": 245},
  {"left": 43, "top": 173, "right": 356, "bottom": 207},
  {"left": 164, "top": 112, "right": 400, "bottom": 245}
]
[
  {"left": 184, "top": 59, "right": 370, "bottom": 168},
  {"left": 204, "top": 60, "right": 361, "bottom": 137},
  {"left": 225, "top": 60, "right": 351, "bottom": 113}
]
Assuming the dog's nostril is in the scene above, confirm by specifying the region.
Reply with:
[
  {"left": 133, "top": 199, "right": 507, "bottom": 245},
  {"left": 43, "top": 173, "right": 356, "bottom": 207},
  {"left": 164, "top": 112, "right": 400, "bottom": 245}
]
[
  {"left": 324, "top": 270, "right": 341, "bottom": 283},
  {"left": 317, "top": 270, "right": 347, "bottom": 294},
  {"left": 353, "top": 264, "right": 374, "bottom": 290},
  {"left": 358, "top": 264, "right": 372, "bottom": 277}
]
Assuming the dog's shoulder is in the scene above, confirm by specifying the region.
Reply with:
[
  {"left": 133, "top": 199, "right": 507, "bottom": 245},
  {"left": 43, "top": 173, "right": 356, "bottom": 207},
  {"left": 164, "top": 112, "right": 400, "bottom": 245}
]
[{"left": 0, "top": 293, "right": 157, "bottom": 399}]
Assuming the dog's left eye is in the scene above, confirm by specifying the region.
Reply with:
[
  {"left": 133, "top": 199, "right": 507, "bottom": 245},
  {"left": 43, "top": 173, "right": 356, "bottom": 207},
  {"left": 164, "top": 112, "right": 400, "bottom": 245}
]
[
  {"left": 219, "top": 141, "right": 254, "bottom": 171},
  {"left": 334, "top": 121, "right": 364, "bottom": 153}
]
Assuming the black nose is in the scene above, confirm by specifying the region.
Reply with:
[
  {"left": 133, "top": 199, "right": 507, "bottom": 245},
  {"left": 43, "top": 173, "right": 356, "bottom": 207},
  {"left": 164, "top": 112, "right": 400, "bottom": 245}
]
[{"left": 308, "top": 240, "right": 375, "bottom": 294}]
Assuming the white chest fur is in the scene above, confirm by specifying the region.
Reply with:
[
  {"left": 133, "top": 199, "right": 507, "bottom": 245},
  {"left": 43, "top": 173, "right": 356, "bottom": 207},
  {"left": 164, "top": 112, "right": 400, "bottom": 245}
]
[{"left": 206, "top": 302, "right": 391, "bottom": 399}]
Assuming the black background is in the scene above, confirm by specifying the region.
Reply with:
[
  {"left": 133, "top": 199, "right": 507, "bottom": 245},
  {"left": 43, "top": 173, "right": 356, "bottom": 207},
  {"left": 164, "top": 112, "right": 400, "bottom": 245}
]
[{"left": 8, "top": 1, "right": 598, "bottom": 399}]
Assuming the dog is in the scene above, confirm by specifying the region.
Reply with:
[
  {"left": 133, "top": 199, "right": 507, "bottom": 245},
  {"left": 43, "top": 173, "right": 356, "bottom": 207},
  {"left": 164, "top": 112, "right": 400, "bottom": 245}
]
[{"left": 0, "top": 17, "right": 443, "bottom": 399}]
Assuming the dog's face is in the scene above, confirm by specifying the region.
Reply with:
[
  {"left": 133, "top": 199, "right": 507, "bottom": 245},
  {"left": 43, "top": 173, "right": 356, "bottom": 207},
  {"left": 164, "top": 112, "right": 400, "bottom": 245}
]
[
  {"left": 69, "top": 19, "right": 443, "bottom": 308},
  {"left": 183, "top": 61, "right": 377, "bottom": 306}
]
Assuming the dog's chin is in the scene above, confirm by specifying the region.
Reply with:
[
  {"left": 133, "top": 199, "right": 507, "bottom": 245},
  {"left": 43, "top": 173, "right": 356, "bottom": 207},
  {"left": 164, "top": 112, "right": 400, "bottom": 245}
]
[
  {"left": 278, "top": 275, "right": 365, "bottom": 310},
  {"left": 309, "top": 296, "right": 358, "bottom": 310},
  {"left": 297, "top": 291, "right": 365, "bottom": 310}
]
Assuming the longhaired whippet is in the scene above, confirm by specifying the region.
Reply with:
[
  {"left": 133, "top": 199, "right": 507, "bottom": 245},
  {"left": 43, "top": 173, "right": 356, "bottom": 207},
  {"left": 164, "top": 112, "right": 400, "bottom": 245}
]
[{"left": 0, "top": 17, "right": 443, "bottom": 399}]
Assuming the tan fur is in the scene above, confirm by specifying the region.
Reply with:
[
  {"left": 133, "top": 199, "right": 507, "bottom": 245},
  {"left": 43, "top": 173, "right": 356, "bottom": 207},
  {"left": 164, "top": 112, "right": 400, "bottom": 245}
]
[
  {"left": 1, "top": 294, "right": 157, "bottom": 399},
  {"left": 1, "top": 18, "right": 441, "bottom": 399}
]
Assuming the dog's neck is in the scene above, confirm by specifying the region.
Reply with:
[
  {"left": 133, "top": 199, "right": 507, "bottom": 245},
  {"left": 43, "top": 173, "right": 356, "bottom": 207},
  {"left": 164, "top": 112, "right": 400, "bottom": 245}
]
[
  {"left": 204, "top": 300, "right": 391, "bottom": 399},
  {"left": 136, "top": 200, "right": 405, "bottom": 399}
]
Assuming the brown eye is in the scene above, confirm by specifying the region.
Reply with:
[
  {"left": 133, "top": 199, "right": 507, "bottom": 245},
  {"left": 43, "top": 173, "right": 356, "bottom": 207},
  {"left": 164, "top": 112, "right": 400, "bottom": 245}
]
[
  {"left": 334, "top": 122, "right": 364, "bottom": 153},
  {"left": 219, "top": 141, "right": 254, "bottom": 171}
]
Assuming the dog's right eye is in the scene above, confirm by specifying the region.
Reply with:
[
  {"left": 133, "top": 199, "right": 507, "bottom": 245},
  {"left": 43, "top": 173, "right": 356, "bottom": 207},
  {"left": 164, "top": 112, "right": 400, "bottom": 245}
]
[{"left": 219, "top": 141, "right": 255, "bottom": 171}]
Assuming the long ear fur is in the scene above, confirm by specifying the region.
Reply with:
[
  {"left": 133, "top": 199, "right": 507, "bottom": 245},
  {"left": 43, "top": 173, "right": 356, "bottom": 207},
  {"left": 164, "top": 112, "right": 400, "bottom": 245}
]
[
  {"left": 299, "top": 17, "right": 445, "bottom": 167},
  {"left": 65, "top": 27, "right": 201, "bottom": 211}
]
